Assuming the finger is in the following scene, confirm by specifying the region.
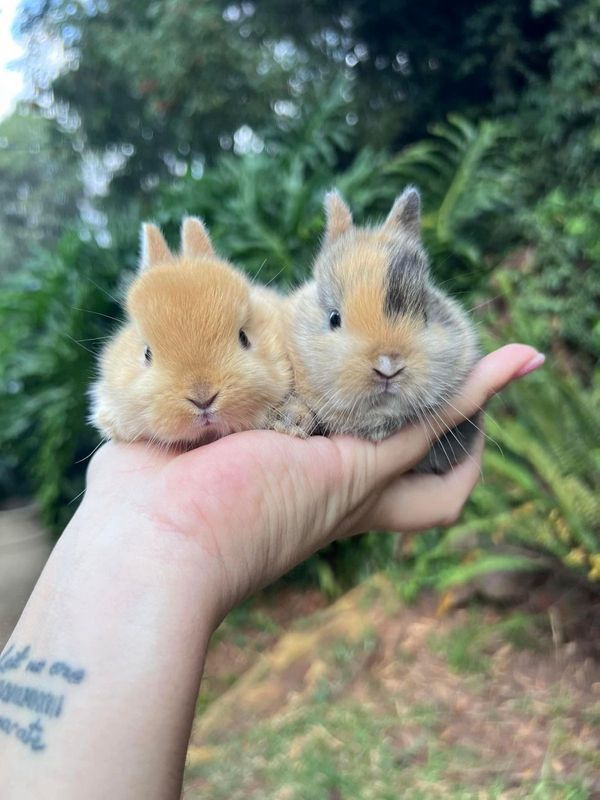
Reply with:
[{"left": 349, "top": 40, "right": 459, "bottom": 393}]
[
  {"left": 371, "top": 433, "right": 484, "bottom": 532},
  {"left": 375, "top": 344, "right": 544, "bottom": 480}
]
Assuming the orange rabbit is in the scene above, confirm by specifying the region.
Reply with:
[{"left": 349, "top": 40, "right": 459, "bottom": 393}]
[{"left": 90, "top": 217, "right": 291, "bottom": 447}]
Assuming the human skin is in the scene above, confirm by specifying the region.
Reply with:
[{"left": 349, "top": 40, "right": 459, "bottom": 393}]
[{"left": 0, "top": 344, "right": 544, "bottom": 799}]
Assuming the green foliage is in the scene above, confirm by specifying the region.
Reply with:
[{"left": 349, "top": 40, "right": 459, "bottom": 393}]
[
  {"left": 0, "top": 234, "right": 121, "bottom": 527},
  {"left": 386, "top": 114, "right": 516, "bottom": 283},
  {"left": 19, "top": 0, "right": 292, "bottom": 196},
  {"left": 0, "top": 113, "right": 82, "bottom": 274},
  {"left": 429, "top": 613, "right": 494, "bottom": 675},
  {"left": 149, "top": 82, "right": 392, "bottom": 287},
  {"left": 484, "top": 370, "right": 600, "bottom": 575},
  {"left": 396, "top": 363, "right": 600, "bottom": 599},
  {"left": 515, "top": 0, "right": 600, "bottom": 194},
  {"left": 150, "top": 109, "right": 514, "bottom": 301},
  {"left": 429, "top": 611, "right": 549, "bottom": 674},
  {"left": 20, "top": 0, "right": 579, "bottom": 201},
  {"left": 490, "top": 189, "right": 600, "bottom": 369}
]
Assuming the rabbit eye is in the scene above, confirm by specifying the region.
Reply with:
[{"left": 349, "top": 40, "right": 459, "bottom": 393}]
[
  {"left": 329, "top": 310, "right": 342, "bottom": 330},
  {"left": 144, "top": 345, "right": 152, "bottom": 364},
  {"left": 239, "top": 329, "right": 250, "bottom": 349}
]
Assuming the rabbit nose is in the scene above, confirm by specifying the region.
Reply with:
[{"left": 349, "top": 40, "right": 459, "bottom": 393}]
[
  {"left": 188, "top": 391, "right": 219, "bottom": 411},
  {"left": 373, "top": 355, "right": 405, "bottom": 380}
]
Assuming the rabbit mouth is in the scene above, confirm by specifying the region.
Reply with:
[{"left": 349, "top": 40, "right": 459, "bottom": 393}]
[
  {"left": 371, "top": 382, "right": 401, "bottom": 400},
  {"left": 191, "top": 406, "right": 220, "bottom": 428},
  {"left": 184, "top": 418, "right": 230, "bottom": 447},
  {"left": 171, "top": 411, "right": 227, "bottom": 446}
]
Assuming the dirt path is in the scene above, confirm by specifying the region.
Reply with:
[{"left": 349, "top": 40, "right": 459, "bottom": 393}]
[
  {"left": 185, "top": 577, "right": 600, "bottom": 799},
  {"left": 0, "top": 502, "right": 53, "bottom": 648}
]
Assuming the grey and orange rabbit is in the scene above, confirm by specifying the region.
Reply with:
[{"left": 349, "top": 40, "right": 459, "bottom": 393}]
[{"left": 278, "top": 187, "right": 480, "bottom": 473}]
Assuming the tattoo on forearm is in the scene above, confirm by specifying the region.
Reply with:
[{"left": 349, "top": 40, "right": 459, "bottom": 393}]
[{"left": 0, "top": 644, "right": 86, "bottom": 753}]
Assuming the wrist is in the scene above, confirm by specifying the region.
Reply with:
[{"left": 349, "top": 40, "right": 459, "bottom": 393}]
[{"left": 37, "top": 496, "right": 226, "bottom": 636}]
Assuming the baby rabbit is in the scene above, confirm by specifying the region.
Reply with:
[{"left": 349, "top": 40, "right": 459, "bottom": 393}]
[
  {"left": 281, "top": 187, "right": 480, "bottom": 473},
  {"left": 90, "top": 217, "right": 291, "bottom": 447}
]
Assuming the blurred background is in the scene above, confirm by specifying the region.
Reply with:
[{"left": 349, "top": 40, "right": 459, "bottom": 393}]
[{"left": 0, "top": 0, "right": 598, "bottom": 796}]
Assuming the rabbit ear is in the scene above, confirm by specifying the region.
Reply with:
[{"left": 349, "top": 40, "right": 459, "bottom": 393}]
[
  {"left": 383, "top": 186, "right": 421, "bottom": 238},
  {"left": 181, "top": 216, "right": 215, "bottom": 258},
  {"left": 139, "top": 223, "right": 174, "bottom": 270},
  {"left": 324, "top": 190, "right": 353, "bottom": 245}
]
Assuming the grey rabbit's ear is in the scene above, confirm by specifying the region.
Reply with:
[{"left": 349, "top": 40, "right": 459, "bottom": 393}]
[
  {"left": 383, "top": 186, "right": 421, "bottom": 238},
  {"left": 324, "top": 190, "right": 353, "bottom": 245},
  {"left": 139, "top": 223, "right": 174, "bottom": 271},
  {"left": 180, "top": 216, "right": 215, "bottom": 258}
]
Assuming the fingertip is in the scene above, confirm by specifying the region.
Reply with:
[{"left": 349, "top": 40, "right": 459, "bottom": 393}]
[
  {"left": 486, "top": 343, "right": 543, "bottom": 377},
  {"left": 475, "top": 344, "right": 545, "bottom": 399},
  {"left": 513, "top": 351, "right": 545, "bottom": 378}
]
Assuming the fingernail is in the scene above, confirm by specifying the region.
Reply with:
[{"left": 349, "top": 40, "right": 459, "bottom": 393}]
[{"left": 514, "top": 352, "right": 545, "bottom": 378}]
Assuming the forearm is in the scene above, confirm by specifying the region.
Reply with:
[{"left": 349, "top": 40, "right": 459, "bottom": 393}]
[{"left": 0, "top": 499, "right": 218, "bottom": 800}]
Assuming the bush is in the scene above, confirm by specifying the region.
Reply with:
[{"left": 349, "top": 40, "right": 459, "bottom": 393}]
[
  {"left": 397, "top": 364, "right": 600, "bottom": 599},
  {"left": 0, "top": 234, "right": 122, "bottom": 528},
  {"left": 488, "top": 189, "right": 600, "bottom": 373},
  {"left": 397, "top": 256, "right": 600, "bottom": 598},
  {"left": 385, "top": 115, "right": 518, "bottom": 283}
]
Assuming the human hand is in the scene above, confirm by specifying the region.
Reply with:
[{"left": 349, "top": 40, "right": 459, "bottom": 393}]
[{"left": 81, "top": 344, "right": 543, "bottom": 626}]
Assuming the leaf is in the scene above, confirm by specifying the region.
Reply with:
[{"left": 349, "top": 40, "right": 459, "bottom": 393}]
[{"left": 436, "top": 554, "right": 542, "bottom": 591}]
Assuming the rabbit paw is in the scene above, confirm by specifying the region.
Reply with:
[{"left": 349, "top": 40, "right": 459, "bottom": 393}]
[
  {"left": 272, "top": 419, "right": 310, "bottom": 439},
  {"left": 270, "top": 395, "right": 316, "bottom": 439}
]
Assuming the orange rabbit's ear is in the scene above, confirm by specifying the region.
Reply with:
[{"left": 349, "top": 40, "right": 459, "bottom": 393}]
[
  {"left": 323, "top": 189, "right": 353, "bottom": 245},
  {"left": 382, "top": 186, "right": 421, "bottom": 238},
  {"left": 180, "top": 216, "right": 215, "bottom": 258},
  {"left": 139, "top": 223, "right": 174, "bottom": 271}
]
